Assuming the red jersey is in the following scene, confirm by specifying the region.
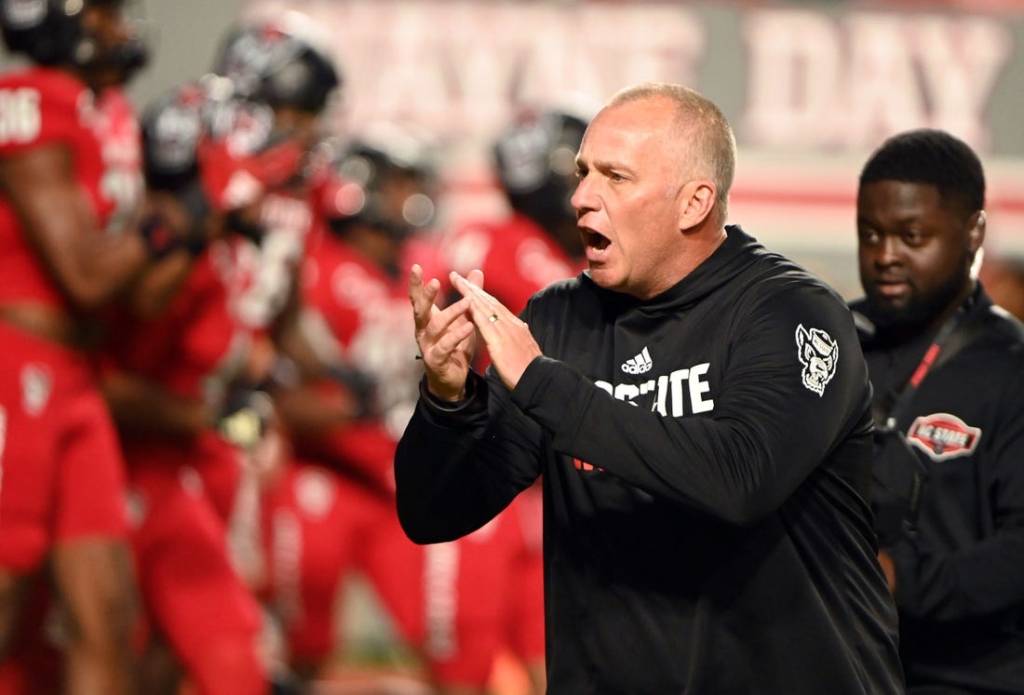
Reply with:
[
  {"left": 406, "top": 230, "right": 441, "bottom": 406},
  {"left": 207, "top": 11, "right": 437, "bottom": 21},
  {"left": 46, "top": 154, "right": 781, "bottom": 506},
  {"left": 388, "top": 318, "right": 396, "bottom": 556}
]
[
  {"left": 444, "top": 212, "right": 580, "bottom": 315},
  {"left": 0, "top": 68, "right": 142, "bottom": 309},
  {"left": 298, "top": 228, "right": 446, "bottom": 486},
  {"left": 275, "top": 227, "right": 548, "bottom": 682},
  {"left": 305, "top": 229, "right": 446, "bottom": 437},
  {"left": 110, "top": 241, "right": 252, "bottom": 403},
  {"left": 94, "top": 87, "right": 145, "bottom": 235},
  {"left": 100, "top": 237, "right": 266, "bottom": 539},
  {"left": 232, "top": 185, "right": 316, "bottom": 333},
  {"left": 107, "top": 240, "right": 269, "bottom": 693}
]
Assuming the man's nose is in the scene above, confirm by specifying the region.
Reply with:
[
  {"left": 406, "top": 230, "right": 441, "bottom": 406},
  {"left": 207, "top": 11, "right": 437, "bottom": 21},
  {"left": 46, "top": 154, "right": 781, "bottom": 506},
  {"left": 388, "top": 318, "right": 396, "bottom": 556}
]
[
  {"left": 875, "top": 235, "right": 902, "bottom": 267},
  {"left": 570, "top": 174, "right": 595, "bottom": 216}
]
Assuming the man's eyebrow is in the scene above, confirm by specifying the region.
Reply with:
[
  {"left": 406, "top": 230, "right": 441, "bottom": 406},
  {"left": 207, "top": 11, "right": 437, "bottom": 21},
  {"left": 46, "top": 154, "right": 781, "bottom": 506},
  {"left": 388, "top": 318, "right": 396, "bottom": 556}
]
[
  {"left": 576, "top": 157, "right": 635, "bottom": 176},
  {"left": 857, "top": 210, "right": 923, "bottom": 226}
]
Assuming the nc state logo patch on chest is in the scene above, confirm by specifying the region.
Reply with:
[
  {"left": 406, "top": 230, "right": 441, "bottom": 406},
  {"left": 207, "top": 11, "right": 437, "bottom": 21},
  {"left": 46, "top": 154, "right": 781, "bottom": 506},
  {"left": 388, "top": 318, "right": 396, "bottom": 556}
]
[{"left": 907, "top": 413, "right": 982, "bottom": 461}]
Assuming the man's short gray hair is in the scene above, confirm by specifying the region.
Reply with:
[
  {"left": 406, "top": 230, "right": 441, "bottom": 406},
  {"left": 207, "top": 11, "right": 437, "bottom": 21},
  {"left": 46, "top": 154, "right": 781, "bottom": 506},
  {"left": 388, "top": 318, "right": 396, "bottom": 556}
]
[{"left": 609, "top": 83, "right": 737, "bottom": 225}]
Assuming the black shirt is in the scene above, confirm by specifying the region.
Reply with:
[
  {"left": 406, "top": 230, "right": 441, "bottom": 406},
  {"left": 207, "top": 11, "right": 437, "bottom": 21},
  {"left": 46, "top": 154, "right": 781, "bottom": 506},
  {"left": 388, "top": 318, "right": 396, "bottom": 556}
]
[
  {"left": 855, "top": 286, "right": 1024, "bottom": 694},
  {"left": 397, "top": 227, "right": 903, "bottom": 693}
]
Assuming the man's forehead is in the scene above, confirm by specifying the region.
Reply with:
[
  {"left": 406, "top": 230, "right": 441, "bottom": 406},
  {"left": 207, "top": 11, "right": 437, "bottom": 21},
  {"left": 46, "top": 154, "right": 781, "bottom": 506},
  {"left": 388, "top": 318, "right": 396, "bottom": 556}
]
[
  {"left": 596, "top": 96, "right": 680, "bottom": 131},
  {"left": 857, "top": 180, "right": 943, "bottom": 214},
  {"left": 579, "top": 100, "right": 674, "bottom": 158}
]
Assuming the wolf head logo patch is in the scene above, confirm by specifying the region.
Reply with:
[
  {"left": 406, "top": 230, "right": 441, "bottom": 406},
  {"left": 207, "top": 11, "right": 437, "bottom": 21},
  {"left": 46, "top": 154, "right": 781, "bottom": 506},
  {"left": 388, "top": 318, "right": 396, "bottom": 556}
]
[{"left": 796, "top": 324, "right": 838, "bottom": 397}]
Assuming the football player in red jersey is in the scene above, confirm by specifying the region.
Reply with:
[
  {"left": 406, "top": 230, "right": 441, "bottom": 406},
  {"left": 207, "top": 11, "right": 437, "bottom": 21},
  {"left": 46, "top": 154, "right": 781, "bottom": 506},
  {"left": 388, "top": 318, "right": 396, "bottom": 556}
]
[
  {"left": 0, "top": 2, "right": 188, "bottom": 693},
  {"left": 98, "top": 18, "right": 341, "bottom": 692},
  {"left": 99, "top": 80, "right": 307, "bottom": 695},
  {"left": 445, "top": 110, "right": 587, "bottom": 314},
  {"left": 115, "top": 23, "right": 344, "bottom": 695},
  {"left": 261, "top": 136, "right": 543, "bottom": 695},
  {"left": 189, "top": 21, "right": 345, "bottom": 534},
  {"left": 263, "top": 138, "right": 442, "bottom": 684}
]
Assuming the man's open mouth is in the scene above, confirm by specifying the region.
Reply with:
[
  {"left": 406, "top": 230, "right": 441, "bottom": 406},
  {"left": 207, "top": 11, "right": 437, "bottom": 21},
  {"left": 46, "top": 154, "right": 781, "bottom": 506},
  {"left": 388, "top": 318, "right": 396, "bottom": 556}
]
[{"left": 581, "top": 228, "right": 611, "bottom": 251}]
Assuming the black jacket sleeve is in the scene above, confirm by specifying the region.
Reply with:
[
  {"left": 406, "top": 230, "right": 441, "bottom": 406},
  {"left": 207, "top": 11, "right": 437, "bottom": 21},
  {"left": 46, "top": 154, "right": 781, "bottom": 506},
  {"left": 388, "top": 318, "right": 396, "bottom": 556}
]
[
  {"left": 394, "top": 369, "right": 543, "bottom": 544},
  {"left": 890, "top": 364, "right": 1024, "bottom": 621},
  {"left": 510, "top": 283, "right": 868, "bottom": 526}
]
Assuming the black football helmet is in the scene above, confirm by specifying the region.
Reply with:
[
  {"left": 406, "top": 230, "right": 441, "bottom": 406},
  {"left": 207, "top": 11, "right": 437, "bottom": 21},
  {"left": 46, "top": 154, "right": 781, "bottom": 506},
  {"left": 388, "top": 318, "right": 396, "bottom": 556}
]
[
  {"left": 213, "top": 22, "right": 341, "bottom": 115},
  {"left": 140, "top": 77, "right": 276, "bottom": 192},
  {"left": 0, "top": 0, "right": 147, "bottom": 77},
  {"left": 141, "top": 78, "right": 299, "bottom": 244},
  {"left": 325, "top": 135, "right": 438, "bottom": 241},
  {"left": 493, "top": 109, "right": 588, "bottom": 231},
  {"left": 140, "top": 82, "right": 208, "bottom": 192}
]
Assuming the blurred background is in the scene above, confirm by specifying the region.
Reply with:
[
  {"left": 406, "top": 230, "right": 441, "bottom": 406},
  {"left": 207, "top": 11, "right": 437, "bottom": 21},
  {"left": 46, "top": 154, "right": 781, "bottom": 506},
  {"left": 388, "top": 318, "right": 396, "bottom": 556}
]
[
  {"left": 4, "top": 0, "right": 1022, "bottom": 691},
  {"left": 9, "top": 0, "right": 1020, "bottom": 297},
  {"left": 246, "top": 0, "right": 1024, "bottom": 298}
]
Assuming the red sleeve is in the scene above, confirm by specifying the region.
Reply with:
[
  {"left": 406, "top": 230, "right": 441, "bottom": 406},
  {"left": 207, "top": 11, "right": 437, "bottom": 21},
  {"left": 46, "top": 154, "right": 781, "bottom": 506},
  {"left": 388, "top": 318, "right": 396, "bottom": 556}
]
[
  {"left": 445, "top": 219, "right": 574, "bottom": 315},
  {"left": 299, "top": 420, "right": 397, "bottom": 499},
  {"left": 488, "top": 233, "right": 574, "bottom": 315},
  {"left": 486, "top": 238, "right": 542, "bottom": 315},
  {"left": 103, "top": 308, "right": 184, "bottom": 377},
  {"left": 445, "top": 223, "right": 494, "bottom": 278},
  {"left": 0, "top": 70, "right": 85, "bottom": 156},
  {"left": 403, "top": 234, "right": 450, "bottom": 295},
  {"left": 104, "top": 260, "right": 215, "bottom": 378}
]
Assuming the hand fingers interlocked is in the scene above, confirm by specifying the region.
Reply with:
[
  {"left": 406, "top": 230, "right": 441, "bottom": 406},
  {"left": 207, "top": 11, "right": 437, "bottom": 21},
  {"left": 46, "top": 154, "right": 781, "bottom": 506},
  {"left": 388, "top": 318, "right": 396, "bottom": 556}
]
[
  {"left": 449, "top": 270, "right": 527, "bottom": 339},
  {"left": 409, "top": 264, "right": 481, "bottom": 371},
  {"left": 449, "top": 271, "right": 541, "bottom": 390}
]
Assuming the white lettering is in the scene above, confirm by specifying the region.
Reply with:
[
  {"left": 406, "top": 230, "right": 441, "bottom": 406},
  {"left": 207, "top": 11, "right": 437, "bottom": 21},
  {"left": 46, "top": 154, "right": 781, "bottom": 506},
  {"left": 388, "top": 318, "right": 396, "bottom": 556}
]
[
  {"left": 653, "top": 375, "right": 669, "bottom": 417},
  {"left": 933, "top": 428, "right": 967, "bottom": 445},
  {"left": 688, "top": 362, "right": 715, "bottom": 414},
  {"left": 236, "top": 229, "right": 301, "bottom": 328},
  {"left": 0, "top": 88, "right": 41, "bottom": 144},
  {"left": 424, "top": 542, "right": 459, "bottom": 658},
  {"left": 598, "top": 365, "right": 714, "bottom": 417},
  {"left": 271, "top": 511, "right": 302, "bottom": 622},
  {"left": 842, "top": 14, "right": 927, "bottom": 145},
  {"left": 669, "top": 369, "right": 689, "bottom": 418},
  {"left": 743, "top": 11, "right": 1011, "bottom": 149},
  {"left": 743, "top": 11, "right": 840, "bottom": 147},
  {"left": 614, "top": 383, "right": 641, "bottom": 406},
  {"left": 252, "top": 1, "right": 703, "bottom": 140},
  {"left": 913, "top": 16, "right": 1011, "bottom": 149},
  {"left": 100, "top": 169, "right": 144, "bottom": 235},
  {"left": 260, "top": 194, "right": 311, "bottom": 234}
]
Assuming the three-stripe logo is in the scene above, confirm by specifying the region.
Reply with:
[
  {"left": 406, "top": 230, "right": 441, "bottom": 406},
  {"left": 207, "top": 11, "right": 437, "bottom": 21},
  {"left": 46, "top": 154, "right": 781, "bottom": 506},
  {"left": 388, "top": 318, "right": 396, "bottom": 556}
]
[{"left": 621, "top": 346, "right": 653, "bottom": 375}]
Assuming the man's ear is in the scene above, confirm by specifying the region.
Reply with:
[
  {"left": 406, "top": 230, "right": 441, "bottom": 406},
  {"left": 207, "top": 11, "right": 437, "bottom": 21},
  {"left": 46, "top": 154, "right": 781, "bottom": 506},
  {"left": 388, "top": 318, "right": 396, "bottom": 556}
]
[
  {"left": 678, "top": 179, "right": 717, "bottom": 231},
  {"left": 967, "top": 209, "right": 986, "bottom": 253}
]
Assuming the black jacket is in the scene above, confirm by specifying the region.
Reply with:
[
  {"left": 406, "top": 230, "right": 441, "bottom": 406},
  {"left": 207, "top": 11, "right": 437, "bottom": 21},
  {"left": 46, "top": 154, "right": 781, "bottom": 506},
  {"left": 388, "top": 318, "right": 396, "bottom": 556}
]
[
  {"left": 397, "top": 227, "right": 903, "bottom": 694},
  {"left": 855, "top": 286, "right": 1024, "bottom": 694}
]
